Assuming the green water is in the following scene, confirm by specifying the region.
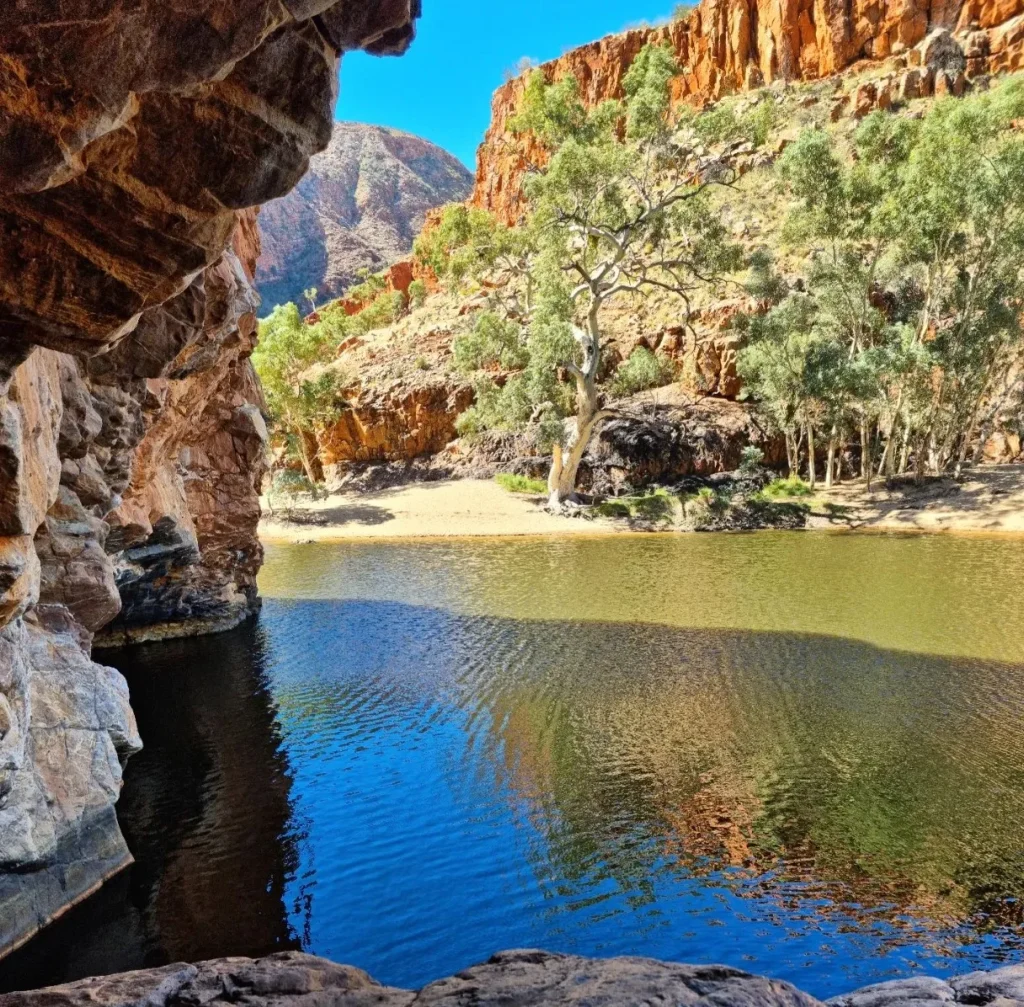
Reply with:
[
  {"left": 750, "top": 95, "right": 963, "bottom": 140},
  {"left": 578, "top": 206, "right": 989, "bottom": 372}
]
[
  {"left": 261, "top": 531, "right": 1024, "bottom": 663},
  {"left": 9, "top": 531, "right": 1024, "bottom": 998}
]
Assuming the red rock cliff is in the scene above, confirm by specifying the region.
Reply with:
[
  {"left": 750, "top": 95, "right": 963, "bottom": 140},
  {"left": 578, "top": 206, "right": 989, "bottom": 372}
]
[{"left": 473, "top": 0, "right": 1024, "bottom": 222}]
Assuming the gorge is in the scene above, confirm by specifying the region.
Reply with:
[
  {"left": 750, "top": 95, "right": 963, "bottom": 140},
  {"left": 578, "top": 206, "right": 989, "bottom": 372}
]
[{"left": 3, "top": 0, "right": 1024, "bottom": 1002}]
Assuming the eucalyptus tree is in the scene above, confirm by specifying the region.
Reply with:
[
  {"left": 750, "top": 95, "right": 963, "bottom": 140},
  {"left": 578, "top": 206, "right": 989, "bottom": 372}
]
[
  {"left": 448, "top": 43, "right": 741, "bottom": 506},
  {"left": 253, "top": 303, "right": 344, "bottom": 483}
]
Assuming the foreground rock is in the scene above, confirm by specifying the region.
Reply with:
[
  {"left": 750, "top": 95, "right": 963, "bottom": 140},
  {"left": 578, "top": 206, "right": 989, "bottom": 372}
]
[
  {"left": 0, "top": 949, "right": 818, "bottom": 1006},
  {"left": 0, "top": 0, "right": 420, "bottom": 960},
  {"left": 5, "top": 950, "right": 1024, "bottom": 1007}
]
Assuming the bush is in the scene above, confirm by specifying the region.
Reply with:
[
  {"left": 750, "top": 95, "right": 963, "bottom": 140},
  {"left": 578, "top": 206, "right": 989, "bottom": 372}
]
[
  {"left": 408, "top": 279, "right": 428, "bottom": 307},
  {"left": 594, "top": 489, "right": 677, "bottom": 524},
  {"left": 609, "top": 348, "right": 672, "bottom": 397},
  {"left": 629, "top": 489, "right": 676, "bottom": 523},
  {"left": 739, "top": 446, "right": 765, "bottom": 472},
  {"left": 495, "top": 473, "right": 548, "bottom": 494},
  {"left": 453, "top": 312, "right": 528, "bottom": 373},
  {"left": 593, "top": 500, "right": 632, "bottom": 519},
  {"left": 760, "top": 476, "right": 814, "bottom": 498}
]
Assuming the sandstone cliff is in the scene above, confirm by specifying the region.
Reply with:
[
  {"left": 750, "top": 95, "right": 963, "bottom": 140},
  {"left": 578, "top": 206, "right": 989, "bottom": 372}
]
[
  {"left": 473, "top": 0, "right": 1024, "bottom": 221},
  {"left": 257, "top": 123, "right": 473, "bottom": 311},
  {"left": 0, "top": 0, "right": 420, "bottom": 960}
]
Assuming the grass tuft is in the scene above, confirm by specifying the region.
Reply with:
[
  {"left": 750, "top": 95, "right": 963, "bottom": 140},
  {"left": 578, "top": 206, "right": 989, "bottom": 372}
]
[{"left": 495, "top": 473, "right": 548, "bottom": 495}]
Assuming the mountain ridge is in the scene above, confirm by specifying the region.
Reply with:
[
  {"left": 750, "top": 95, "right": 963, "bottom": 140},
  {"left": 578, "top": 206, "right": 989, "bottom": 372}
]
[{"left": 257, "top": 121, "right": 473, "bottom": 311}]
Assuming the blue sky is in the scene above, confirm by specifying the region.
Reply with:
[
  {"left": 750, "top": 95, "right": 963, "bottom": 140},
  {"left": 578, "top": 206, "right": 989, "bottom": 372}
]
[{"left": 337, "top": 1, "right": 676, "bottom": 169}]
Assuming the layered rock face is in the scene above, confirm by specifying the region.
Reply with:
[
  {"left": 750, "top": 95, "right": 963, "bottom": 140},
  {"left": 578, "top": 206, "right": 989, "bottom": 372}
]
[
  {"left": 473, "top": 0, "right": 1024, "bottom": 221},
  {"left": 257, "top": 122, "right": 473, "bottom": 311},
  {"left": 0, "top": 0, "right": 420, "bottom": 960},
  {"left": 6, "top": 950, "right": 1024, "bottom": 1007}
]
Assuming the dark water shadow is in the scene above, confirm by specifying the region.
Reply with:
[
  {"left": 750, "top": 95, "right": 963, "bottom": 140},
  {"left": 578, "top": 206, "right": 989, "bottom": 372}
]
[{"left": 0, "top": 622, "right": 300, "bottom": 993}]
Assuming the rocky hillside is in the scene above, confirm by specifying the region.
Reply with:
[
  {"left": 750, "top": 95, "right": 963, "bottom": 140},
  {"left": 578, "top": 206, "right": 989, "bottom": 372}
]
[
  {"left": 257, "top": 123, "right": 473, "bottom": 310},
  {"left": 295, "top": 14, "right": 1024, "bottom": 493},
  {"left": 473, "top": 0, "right": 1024, "bottom": 221}
]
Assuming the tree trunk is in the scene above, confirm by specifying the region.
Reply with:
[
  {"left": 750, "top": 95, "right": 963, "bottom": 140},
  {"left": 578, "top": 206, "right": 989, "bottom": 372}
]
[
  {"left": 785, "top": 429, "right": 798, "bottom": 478},
  {"left": 825, "top": 426, "right": 837, "bottom": 489},
  {"left": 298, "top": 430, "right": 324, "bottom": 484},
  {"left": 547, "top": 408, "right": 607, "bottom": 506},
  {"left": 861, "top": 421, "right": 872, "bottom": 492},
  {"left": 806, "top": 423, "right": 816, "bottom": 489}
]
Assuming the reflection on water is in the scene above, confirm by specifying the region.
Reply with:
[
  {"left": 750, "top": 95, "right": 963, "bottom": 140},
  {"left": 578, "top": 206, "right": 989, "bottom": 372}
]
[
  {"left": 0, "top": 624, "right": 299, "bottom": 992},
  {"left": 4, "top": 534, "right": 1024, "bottom": 998}
]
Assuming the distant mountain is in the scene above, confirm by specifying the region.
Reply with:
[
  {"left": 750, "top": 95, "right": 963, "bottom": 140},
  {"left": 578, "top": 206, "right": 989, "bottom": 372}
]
[{"left": 257, "top": 122, "right": 474, "bottom": 311}]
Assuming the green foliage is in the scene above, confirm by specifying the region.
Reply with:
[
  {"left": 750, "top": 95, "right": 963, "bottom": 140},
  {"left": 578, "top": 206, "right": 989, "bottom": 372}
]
[
  {"left": 495, "top": 473, "right": 548, "bottom": 494},
  {"left": 414, "top": 203, "right": 530, "bottom": 286},
  {"left": 414, "top": 355, "right": 430, "bottom": 371},
  {"left": 739, "top": 446, "right": 765, "bottom": 472},
  {"left": 672, "top": 3, "right": 695, "bottom": 20},
  {"left": 593, "top": 499, "right": 632, "bottom": 519},
  {"left": 682, "top": 486, "right": 732, "bottom": 529},
  {"left": 267, "top": 469, "right": 324, "bottom": 502},
  {"left": 344, "top": 270, "right": 387, "bottom": 305},
  {"left": 594, "top": 489, "right": 676, "bottom": 524},
  {"left": 610, "top": 348, "right": 672, "bottom": 397},
  {"left": 253, "top": 304, "right": 345, "bottom": 434},
  {"left": 741, "top": 76, "right": 1024, "bottom": 481},
  {"left": 629, "top": 488, "right": 676, "bottom": 523},
  {"left": 453, "top": 312, "right": 528, "bottom": 372},
  {"left": 690, "top": 97, "right": 779, "bottom": 149},
  {"left": 447, "top": 43, "right": 739, "bottom": 504},
  {"left": 760, "top": 477, "right": 814, "bottom": 498},
  {"left": 408, "top": 279, "right": 428, "bottom": 307}
]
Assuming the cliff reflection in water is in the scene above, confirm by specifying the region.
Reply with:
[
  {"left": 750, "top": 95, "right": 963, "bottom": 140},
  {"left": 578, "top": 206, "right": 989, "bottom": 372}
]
[
  {"left": 0, "top": 623, "right": 300, "bottom": 992},
  {"left": 257, "top": 542, "right": 1024, "bottom": 999}
]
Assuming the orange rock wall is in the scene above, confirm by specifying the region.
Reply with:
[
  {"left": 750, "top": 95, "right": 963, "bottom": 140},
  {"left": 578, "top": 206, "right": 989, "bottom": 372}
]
[{"left": 473, "top": 0, "right": 1024, "bottom": 222}]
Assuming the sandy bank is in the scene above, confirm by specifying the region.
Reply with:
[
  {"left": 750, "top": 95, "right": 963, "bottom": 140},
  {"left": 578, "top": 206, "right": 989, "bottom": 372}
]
[
  {"left": 808, "top": 464, "right": 1024, "bottom": 534},
  {"left": 258, "top": 465, "right": 1024, "bottom": 542},
  {"left": 259, "top": 479, "right": 619, "bottom": 541}
]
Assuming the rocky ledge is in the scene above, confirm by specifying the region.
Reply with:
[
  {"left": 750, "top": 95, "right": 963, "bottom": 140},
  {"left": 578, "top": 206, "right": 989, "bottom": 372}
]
[{"left": 3, "top": 950, "right": 1024, "bottom": 1007}]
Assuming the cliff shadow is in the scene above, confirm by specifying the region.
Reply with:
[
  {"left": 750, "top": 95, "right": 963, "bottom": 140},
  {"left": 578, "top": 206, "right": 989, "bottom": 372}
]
[{"left": 0, "top": 621, "right": 300, "bottom": 992}]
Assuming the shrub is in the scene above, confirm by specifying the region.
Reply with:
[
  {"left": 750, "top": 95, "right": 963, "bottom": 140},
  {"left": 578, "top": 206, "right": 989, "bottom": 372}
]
[
  {"left": 408, "top": 279, "right": 428, "bottom": 307},
  {"left": 495, "top": 473, "right": 548, "bottom": 494},
  {"left": 760, "top": 476, "right": 814, "bottom": 498},
  {"left": 414, "top": 356, "right": 430, "bottom": 371},
  {"left": 739, "top": 446, "right": 765, "bottom": 472},
  {"left": 682, "top": 486, "right": 732, "bottom": 528},
  {"left": 609, "top": 348, "right": 672, "bottom": 397},
  {"left": 453, "top": 312, "right": 528, "bottom": 372},
  {"left": 629, "top": 489, "right": 676, "bottom": 523},
  {"left": 269, "top": 469, "right": 317, "bottom": 497},
  {"left": 593, "top": 500, "right": 632, "bottom": 519}
]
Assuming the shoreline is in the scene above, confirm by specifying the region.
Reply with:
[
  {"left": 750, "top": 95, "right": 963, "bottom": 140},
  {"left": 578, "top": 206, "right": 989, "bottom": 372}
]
[{"left": 258, "top": 465, "right": 1024, "bottom": 543}]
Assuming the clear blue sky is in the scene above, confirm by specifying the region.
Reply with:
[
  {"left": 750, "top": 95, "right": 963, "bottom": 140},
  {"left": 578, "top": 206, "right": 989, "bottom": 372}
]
[{"left": 337, "top": 1, "right": 675, "bottom": 169}]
